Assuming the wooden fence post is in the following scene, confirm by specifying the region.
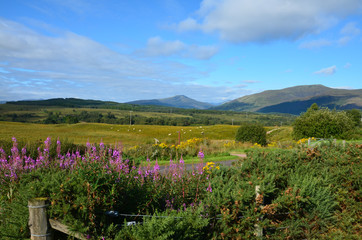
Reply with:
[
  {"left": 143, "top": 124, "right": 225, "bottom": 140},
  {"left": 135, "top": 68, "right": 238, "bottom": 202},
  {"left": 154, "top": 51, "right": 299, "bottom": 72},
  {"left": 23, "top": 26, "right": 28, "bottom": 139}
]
[
  {"left": 343, "top": 140, "right": 346, "bottom": 148},
  {"left": 28, "top": 198, "right": 53, "bottom": 240},
  {"left": 254, "top": 185, "right": 263, "bottom": 238}
]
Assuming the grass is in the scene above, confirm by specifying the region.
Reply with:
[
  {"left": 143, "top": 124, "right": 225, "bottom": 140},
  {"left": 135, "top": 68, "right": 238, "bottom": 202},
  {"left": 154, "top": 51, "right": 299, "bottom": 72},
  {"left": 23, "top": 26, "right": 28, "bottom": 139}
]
[
  {"left": 141, "top": 154, "right": 243, "bottom": 166},
  {"left": 0, "top": 121, "right": 239, "bottom": 147},
  {"left": 265, "top": 126, "right": 293, "bottom": 142},
  {"left": 0, "top": 102, "right": 297, "bottom": 127}
]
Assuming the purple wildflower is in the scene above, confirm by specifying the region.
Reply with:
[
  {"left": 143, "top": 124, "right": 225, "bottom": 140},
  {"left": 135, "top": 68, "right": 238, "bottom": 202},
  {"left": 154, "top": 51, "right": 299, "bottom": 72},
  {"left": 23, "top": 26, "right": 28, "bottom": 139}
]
[
  {"left": 21, "top": 147, "right": 27, "bottom": 155},
  {"left": 154, "top": 159, "right": 160, "bottom": 172},
  {"left": 198, "top": 151, "right": 204, "bottom": 160},
  {"left": 44, "top": 137, "right": 51, "bottom": 153},
  {"left": 206, "top": 182, "right": 212, "bottom": 193},
  {"left": 99, "top": 140, "right": 105, "bottom": 150},
  {"left": 56, "top": 138, "right": 61, "bottom": 157}
]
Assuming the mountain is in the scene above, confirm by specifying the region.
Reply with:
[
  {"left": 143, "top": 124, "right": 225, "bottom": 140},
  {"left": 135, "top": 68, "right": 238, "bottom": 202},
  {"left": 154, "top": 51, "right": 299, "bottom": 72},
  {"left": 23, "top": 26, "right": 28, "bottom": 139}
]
[
  {"left": 126, "top": 95, "right": 214, "bottom": 109},
  {"left": 6, "top": 98, "right": 120, "bottom": 107},
  {"left": 214, "top": 85, "right": 362, "bottom": 114}
]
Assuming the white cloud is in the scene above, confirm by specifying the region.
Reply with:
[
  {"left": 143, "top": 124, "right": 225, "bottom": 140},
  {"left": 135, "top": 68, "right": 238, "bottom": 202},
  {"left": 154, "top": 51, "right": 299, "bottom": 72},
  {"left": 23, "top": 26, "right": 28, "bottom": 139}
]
[
  {"left": 300, "top": 22, "right": 361, "bottom": 48},
  {"left": 340, "top": 22, "right": 361, "bottom": 36},
  {"left": 333, "top": 86, "right": 353, "bottom": 89},
  {"left": 140, "top": 36, "right": 218, "bottom": 60},
  {"left": 299, "top": 39, "right": 332, "bottom": 49},
  {"left": 337, "top": 36, "right": 352, "bottom": 45},
  {"left": 143, "top": 36, "right": 186, "bottom": 57},
  {"left": 234, "top": 84, "right": 247, "bottom": 88},
  {"left": 338, "top": 22, "right": 361, "bottom": 45},
  {"left": 36, "top": 0, "right": 95, "bottom": 15},
  {"left": 243, "top": 80, "right": 259, "bottom": 84},
  {"left": 344, "top": 62, "right": 351, "bottom": 68},
  {"left": 0, "top": 18, "right": 231, "bottom": 102},
  {"left": 185, "top": 45, "right": 219, "bottom": 60},
  {"left": 314, "top": 65, "right": 337, "bottom": 76},
  {"left": 177, "top": 18, "right": 201, "bottom": 32},
  {"left": 176, "top": 0, "right": 362, "bottom": 43}
]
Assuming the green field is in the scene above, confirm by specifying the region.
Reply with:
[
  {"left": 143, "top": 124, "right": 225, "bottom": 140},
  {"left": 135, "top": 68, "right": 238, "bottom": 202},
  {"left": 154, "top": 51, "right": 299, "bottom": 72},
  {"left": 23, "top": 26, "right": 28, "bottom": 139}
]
[
  {"left": 0, "top": 121, "right": 242, "bottom": 146},
  {"left": 0, "top": 99, "right": 297, "bottom": 126}
]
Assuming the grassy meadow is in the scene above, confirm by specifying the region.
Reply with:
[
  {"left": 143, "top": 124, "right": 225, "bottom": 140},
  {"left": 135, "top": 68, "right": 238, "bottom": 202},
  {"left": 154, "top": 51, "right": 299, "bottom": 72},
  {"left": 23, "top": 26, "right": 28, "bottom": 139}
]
[
  {"left": 0, "top": 121, "right": 243, "bottom": 146},
  {"left": 1, "top": 102, "right": 361, "bottom": 239},
  {"left": 0, "top": 100, "right": 297, "bottom": 127}
]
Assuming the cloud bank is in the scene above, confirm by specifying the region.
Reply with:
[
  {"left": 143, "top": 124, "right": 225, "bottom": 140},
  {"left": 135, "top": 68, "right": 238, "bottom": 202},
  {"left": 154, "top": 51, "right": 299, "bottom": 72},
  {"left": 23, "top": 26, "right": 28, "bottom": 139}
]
[
  {"left": 176, "top": 0, "right": 362, "bottom": 43},
  {"left": 299, "top": 22, "right": 361, "bottom": 49},
  {"left": 140, "top": 36, "right": 218, "bottom": 60},
  {"left": 0, "top": 18, "right": 245, "bottom": 102},
  {"left": 314, "top": 65, "right": 337, "bottom": 76}
]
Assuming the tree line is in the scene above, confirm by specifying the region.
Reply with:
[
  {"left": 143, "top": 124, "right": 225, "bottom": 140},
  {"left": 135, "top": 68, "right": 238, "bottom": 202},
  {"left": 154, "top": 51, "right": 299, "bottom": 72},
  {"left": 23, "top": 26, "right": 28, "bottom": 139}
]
[{"left": 38, "top": 110, "right": 294, "bottom": 126}]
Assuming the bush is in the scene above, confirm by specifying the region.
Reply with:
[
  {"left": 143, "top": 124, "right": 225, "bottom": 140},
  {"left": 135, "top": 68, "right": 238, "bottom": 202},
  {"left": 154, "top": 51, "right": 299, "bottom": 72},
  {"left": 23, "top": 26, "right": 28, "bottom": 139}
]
[
  {"left": 235, "top": 123, "right": 267, "bottom": 146},
  {"left": 346, "top": 109, "right": 362, "bottom": 127},
  {"left": 293, "top": 104, "right": 355, "bottom": 140},
  {"left": 2, "top": 137, "right": 361, "bottom": 239}
]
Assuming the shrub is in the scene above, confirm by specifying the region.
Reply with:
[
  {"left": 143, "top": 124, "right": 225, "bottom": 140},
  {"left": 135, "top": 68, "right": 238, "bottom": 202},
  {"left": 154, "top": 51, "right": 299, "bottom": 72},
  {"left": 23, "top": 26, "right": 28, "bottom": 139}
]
[
  {"left": 293, "top": 104, "right": 355, "bottom": 140},
  {"left": 235, "top": 123, "right": 267, "bottom": 146},
  {"left": 116, "top": 207, "right": 209, "bottom": 240},
  {"left": 346, "top": 109, "right": 361, "bottom": 127},
  {"left": 1, "top": 137, "right": 361, "bottom": 239}
]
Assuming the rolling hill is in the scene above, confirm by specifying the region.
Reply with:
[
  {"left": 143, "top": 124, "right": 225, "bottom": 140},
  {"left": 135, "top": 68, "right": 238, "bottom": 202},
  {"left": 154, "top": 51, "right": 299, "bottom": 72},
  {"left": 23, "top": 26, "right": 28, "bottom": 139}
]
[
  {"left": 5, "top": 85, "right": 361, "bottom": 115},
  {"left": 214, "top": 85, "right": 362, "bottom": 114},
  {"left": 126, "top": 95, "right": 214, "bottom": 109}
]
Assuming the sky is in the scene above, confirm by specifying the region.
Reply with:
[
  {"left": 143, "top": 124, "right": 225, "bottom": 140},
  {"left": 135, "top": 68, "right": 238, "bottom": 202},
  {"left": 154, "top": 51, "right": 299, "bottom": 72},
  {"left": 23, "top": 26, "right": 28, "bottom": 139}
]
[{"left": 0, "top": 0, "right": 362, "bottom": 104}]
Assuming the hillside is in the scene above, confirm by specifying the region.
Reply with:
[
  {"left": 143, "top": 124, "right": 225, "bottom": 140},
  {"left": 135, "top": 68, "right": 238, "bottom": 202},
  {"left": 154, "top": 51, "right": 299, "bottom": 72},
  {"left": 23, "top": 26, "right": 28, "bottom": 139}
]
[
  {"left": 214, "top": 85, "right": 362, "bottom": 114},
  {"left": 0, "top": 98, "right": 296, "bottom": 126},
  {"left": 4, "top": 85, "right": 361, "bottom": 116},
  {"left": 6, "top": 98, "right": 120, "bottom": 108},
  {"left": 126, "top": 95, "right": 214, "bottom": 109}
]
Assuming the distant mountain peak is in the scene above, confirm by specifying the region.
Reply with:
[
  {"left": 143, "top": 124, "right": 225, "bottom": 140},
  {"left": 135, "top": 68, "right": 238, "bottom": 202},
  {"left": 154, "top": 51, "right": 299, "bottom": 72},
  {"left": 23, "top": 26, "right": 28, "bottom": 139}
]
[
  {"left": 213, "top": 84, "right": 362, "bottom": 114},
  {"left": 126, "top": 95, "right": 213, "bottom": 109}
]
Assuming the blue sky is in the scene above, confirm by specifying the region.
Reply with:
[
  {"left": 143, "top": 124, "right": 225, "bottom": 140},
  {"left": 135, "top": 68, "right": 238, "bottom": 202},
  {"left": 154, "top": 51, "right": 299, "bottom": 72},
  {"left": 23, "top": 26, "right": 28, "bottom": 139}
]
[{"left": 0, "top": 0, "right": 361, "bottom": 103}]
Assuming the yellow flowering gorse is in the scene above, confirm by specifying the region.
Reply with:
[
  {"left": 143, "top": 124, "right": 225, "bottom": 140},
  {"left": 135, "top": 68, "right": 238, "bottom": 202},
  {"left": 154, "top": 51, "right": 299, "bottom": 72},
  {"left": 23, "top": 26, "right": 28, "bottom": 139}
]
[
  {"left": 297, "top": 137, "right": 316, "bottom": 144},
  {"left": 203, "top": 162, "right": 220, "bottom": 173}
]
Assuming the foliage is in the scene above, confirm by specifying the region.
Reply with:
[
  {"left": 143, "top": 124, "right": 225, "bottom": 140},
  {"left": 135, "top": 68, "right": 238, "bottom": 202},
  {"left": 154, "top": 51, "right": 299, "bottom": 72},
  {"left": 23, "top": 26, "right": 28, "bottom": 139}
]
[
  {"left": 293, "top": 104, "right": 356, "bottom": 140},
  {"left": 0, "top": 137, "right": 86, "bottom": 160},
  {"left": 1, "top": 99, "right": 297, "bottom": 127},
  {"left": 1, "top": 137, "right": 361, "bottom": 239},
  {"left": 0, "top": 122, "right": 240, "bottom": 147},
  {"left": 116, "top": 207, "right": 209, "bottom": 240},
  {"left": 346, "top": 109, "right": 362, "bottom": 127},
  {"left": 235, "top": 123, "right": 267, "bottom": 146},
  {"left": 0, "top": 137, "right": 211, "bottom": 238}
]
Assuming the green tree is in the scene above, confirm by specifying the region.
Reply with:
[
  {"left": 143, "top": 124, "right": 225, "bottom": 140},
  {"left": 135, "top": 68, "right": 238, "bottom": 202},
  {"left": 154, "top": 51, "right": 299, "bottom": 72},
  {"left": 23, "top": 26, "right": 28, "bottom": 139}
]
[
  {"left": 235, "top": 123, "right": 267, "bottom": 146},
  {"left": 346, "top": 109, "right": 361, "bottom": 127},
  {"left": 293, "top": 104, "right": 355, "bottom": 139},
  {"left": 308, "top": 103, "right": 319, "bottom": 112}
]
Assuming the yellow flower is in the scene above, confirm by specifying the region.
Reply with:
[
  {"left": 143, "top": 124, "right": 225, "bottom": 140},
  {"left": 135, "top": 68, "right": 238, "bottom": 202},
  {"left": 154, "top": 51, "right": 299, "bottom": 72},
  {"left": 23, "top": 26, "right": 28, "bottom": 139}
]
[
  {"left": 203, "top": 162, "right": 219, "bottom": 172},
  {"left": 129, "top": 145, "right": 139, "bottom": 151}
]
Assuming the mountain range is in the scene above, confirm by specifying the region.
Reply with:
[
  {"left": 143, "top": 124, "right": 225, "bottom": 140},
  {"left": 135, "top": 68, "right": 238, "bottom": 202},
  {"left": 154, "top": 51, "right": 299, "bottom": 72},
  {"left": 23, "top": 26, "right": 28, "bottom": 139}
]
[
  {"left": 126, "top": 95, "right": 214, "bottom": 110},
  {"left": 126, "top": 85, "right": 361, "bottom": 114},
  {"left": 5, "top": 85, "right": 362, "bottom": 115},
  {"left": 213, "top": 85, "right": 362, "bottom": 114}
]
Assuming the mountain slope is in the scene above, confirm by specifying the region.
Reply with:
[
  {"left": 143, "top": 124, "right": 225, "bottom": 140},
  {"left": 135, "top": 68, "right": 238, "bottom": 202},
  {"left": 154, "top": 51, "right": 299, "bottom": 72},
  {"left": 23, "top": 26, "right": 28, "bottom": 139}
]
[
  {"left": 215, "top": 85, "right": 362, "bottom": 114},
  {"left": 126, "top": 95, "right": 213, "bottom": 109},
  {"left": 6, "top": 98, "right": 120, "bottom": 107}
]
